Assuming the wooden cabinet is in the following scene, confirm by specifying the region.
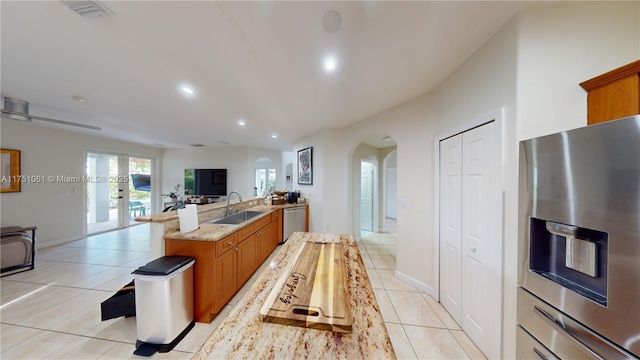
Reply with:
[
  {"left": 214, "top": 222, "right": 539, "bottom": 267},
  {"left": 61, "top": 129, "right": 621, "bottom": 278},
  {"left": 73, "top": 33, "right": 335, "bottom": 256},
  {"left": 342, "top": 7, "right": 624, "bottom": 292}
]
[
  {"left": 272, "top": 209, "right": 283, "bottom": 244},
  {"left": 215, "top": 234, "right": 237, "bottom": 257},
  {"left": 164, "top": 238, "right": 217, "bottom": 322},
  {"left": 165, "top": 211, "right": 281, "bottom": 323},
  {"left": 214, "top": 245, "right": 237, "bottom": 313},
  {"left": 580, "top": 60, "right": 640, "bottom": 125},
  {"left": 257, "top": 220, "right": 277, "bottom": 264},
  {"left": 237, "top": 232, "right": 258, "bottom": 286}
]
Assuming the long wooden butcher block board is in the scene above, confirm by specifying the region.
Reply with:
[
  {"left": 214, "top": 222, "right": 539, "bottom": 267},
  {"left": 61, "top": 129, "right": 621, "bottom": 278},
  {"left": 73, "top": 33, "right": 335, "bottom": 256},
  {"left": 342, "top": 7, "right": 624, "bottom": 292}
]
[{"left": 259, "top": 240, "right": 353, "bottom": 333}]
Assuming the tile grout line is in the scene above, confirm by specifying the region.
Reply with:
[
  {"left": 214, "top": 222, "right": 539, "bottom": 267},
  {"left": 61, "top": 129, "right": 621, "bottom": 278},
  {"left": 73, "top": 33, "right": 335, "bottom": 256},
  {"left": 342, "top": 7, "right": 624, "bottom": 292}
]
[
  {"left": 363, "top": 230, "right": 484, "bottom": 360},
  {"left": 399, "top": 323, "right": 420, "bottom": 360}
]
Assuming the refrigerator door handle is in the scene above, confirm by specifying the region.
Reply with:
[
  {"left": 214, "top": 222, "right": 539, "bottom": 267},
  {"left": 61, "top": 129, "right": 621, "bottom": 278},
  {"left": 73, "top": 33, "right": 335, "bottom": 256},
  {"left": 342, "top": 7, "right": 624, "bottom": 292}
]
[
  {"left": 534, "top": 306, "right": 605, "bottom": 360},
  {"left": 532, "top": 348, "right": 549, "bottom": 360}
]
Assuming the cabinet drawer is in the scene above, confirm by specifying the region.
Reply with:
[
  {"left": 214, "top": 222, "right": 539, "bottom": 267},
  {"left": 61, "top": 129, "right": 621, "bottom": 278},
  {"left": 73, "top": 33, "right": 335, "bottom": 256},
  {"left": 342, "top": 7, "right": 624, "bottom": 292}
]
[
  {"left": 238, "top": 215, "right": 271, "bottom": 240},
  {"left": 271, "top": 209, "right": 281, "bottom": 222},
  {"left": 215, "top": 233, "right": 238, "bottom": 257}
]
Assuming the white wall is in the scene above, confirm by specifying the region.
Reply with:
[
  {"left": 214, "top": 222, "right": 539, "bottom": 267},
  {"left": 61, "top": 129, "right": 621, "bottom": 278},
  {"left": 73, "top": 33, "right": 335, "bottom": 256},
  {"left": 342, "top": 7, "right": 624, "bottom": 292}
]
[
  {"left": 292, "top": 129, "right": 334, "bottom": 232},
  {"left": 0, "top": 119, "right": 162, "bottom": 247},
  {"left": 162, "top": 146, "right": 283, "bottom": 201},
  {"left": 282, "top": 151, "right": 293, "bottom": 190},
  {"left": 517, "top": 1, "right": 640, "bottom": 141},
  {"left": 247, "top": 147, "right": 285, "bottom": 194}
]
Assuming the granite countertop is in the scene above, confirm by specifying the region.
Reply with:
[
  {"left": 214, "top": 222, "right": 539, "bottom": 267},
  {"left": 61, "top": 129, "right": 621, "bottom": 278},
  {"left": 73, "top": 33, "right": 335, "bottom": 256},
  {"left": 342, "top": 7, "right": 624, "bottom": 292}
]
[
  {"left": 134, "top": 201, "right": 228, "bottom": 223},
  {"left": 163, "top": 202, "right": 308, "bottom": 242},
  {"left": 193, "top": 232, "right": 396, "bottom": 359}
]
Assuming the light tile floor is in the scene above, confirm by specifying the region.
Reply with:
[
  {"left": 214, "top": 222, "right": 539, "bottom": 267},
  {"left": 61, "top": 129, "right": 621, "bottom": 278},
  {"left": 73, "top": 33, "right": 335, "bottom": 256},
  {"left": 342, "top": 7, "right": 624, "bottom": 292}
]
[
  {"left": 359, "top": 231, "right": 486, "bottom": 360},
  {"left": 1, "top": 224, "right": 485, "bottom": 359}
]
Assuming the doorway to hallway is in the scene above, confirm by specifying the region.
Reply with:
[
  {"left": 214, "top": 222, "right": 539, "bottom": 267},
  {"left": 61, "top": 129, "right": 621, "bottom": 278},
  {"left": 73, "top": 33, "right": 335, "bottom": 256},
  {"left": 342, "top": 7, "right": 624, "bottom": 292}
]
[{"left": 360, "top": 160, "right": 376, "bottom": 237}]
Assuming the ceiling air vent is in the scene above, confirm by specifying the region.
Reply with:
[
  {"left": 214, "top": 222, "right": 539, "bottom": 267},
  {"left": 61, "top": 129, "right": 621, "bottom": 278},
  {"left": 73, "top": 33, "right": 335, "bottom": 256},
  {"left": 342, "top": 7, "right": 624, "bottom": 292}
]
[{"left": 61, "top": 1, "right": 113, "bottom": 19}]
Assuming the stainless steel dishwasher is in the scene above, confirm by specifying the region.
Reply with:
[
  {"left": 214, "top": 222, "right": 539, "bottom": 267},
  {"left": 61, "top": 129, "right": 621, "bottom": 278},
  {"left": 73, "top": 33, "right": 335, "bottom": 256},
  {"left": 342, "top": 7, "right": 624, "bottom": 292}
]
[{"left": 282, "top": 206, "right": 306, "bottom": 244}]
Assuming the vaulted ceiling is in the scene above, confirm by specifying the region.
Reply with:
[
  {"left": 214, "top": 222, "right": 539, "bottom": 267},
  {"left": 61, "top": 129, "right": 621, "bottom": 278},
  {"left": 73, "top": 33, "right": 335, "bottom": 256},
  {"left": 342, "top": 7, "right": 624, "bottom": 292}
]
[{"left": 1, "top": 1, "right": 529, "bottom": 151}]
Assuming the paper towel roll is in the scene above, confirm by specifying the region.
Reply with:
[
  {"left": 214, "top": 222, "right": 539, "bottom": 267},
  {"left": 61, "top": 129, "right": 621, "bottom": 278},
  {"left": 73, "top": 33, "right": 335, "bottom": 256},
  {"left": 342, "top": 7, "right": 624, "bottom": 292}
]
[{"left": 178, "top": 204, "right": 199, "bottom": 233}]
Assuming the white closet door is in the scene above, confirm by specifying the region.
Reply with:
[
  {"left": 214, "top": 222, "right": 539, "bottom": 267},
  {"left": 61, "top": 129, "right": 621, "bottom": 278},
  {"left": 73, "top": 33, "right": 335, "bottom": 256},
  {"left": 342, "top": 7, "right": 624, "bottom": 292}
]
[
  {"left": 461, "top": 122, "right": 500, "bottom": 359},
  {"left": 439, "top": 135, "right": 463, "bottom": 324},
  {"left": 360, "top": 162, "right": 373, "bottom": 231}
]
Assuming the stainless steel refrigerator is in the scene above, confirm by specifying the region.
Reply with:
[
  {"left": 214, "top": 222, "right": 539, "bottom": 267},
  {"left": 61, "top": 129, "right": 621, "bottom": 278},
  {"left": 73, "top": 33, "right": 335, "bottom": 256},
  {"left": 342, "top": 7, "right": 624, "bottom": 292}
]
[{"left": 517, "top": 115, "right": 640, "bottom": 359}]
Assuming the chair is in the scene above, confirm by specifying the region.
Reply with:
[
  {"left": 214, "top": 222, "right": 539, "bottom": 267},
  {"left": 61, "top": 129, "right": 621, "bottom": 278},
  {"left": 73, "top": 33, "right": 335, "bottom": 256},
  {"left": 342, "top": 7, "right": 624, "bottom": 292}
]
[
  {"left": 1, "top": 226, "right": 36, "bottom": 276},
  {"left": 129, "top": 201, "right": 146, "bottom": 217}
]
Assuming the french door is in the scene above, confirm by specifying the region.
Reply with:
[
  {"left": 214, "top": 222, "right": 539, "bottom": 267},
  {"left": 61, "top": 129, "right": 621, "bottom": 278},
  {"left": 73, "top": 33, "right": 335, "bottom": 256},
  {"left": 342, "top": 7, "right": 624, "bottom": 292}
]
[
  {"left": 86, "top": 152, "right": 154, "bottom": 234},
  {"left": 255, "top": 168, "right": 276, "bottom": 197}
]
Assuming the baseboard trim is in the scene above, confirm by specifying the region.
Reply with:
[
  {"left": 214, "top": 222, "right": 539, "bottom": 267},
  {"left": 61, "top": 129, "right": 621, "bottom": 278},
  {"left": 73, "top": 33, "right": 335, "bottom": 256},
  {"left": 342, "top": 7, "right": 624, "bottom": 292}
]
[
  {"left": 37, "top": 234, "right": 86, "bottom": 249},
  {"left": 394, "top": 270, "right": 436, "bottom": 298}
]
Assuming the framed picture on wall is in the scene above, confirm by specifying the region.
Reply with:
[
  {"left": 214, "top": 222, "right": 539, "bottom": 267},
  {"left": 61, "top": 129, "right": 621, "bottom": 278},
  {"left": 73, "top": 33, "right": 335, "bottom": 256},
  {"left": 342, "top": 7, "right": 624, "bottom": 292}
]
[
  {"left": 1, "top": 148, "right": 21, "bottom": 193},
  {"left": 297, "top": 146, "right": 313, "bottom": 185}
]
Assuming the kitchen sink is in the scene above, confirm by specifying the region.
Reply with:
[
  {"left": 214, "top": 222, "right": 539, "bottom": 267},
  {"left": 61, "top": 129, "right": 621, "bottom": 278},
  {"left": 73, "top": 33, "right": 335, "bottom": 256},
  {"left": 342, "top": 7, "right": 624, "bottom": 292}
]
[{"left": 209, "top": 210, "right": 265, "bottom": 225}]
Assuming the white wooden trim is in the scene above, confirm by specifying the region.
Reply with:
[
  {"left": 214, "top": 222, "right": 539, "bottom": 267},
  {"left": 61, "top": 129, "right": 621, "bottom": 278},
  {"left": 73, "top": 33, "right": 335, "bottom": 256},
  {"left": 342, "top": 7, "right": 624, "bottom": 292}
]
[
  {"left": 395, "top": 270, "right": 435, "bottom": 296},
  {"left": 36, "top": 234, "right": 86, "bottom": 249}
]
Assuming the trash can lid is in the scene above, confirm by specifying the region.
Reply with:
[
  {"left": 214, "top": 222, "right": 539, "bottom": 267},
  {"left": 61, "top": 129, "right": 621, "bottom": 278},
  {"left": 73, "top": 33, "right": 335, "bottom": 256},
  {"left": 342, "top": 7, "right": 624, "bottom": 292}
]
[{"left": 132, "top": 256, "right": 195, "bottom": 276}]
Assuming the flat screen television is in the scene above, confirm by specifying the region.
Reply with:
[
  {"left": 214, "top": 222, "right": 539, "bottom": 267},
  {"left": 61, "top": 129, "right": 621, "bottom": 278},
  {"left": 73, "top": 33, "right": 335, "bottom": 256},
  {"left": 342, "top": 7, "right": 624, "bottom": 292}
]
[{"left": 184, "top": 168, "right": 227, "bottom": 197}]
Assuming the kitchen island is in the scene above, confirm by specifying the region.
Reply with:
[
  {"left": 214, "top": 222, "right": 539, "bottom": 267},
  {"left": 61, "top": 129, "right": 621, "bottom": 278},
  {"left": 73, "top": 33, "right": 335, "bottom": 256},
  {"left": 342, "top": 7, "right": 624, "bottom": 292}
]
[
  {"left": 161, "top": 202, "right": 308, "bottom": 323},
  {"left": 135, "top": 197, "right": 306, "bottom": 259},
  {"left": 193, "top": 232, "right": 396, "bottom": 359}
]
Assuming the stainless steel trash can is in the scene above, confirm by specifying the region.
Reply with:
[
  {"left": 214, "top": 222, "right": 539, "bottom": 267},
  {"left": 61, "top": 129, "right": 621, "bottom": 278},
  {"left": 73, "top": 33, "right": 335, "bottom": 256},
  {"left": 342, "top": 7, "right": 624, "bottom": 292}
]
[{"left": 132, "top": 256, "right": 195, "bottom": 356}]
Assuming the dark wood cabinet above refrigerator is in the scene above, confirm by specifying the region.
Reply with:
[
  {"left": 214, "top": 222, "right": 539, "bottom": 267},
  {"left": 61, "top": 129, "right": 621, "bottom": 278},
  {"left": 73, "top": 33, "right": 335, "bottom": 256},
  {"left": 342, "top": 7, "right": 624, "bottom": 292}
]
[{"left": 580, "top": 59, "right": 640, "bottom": 125}]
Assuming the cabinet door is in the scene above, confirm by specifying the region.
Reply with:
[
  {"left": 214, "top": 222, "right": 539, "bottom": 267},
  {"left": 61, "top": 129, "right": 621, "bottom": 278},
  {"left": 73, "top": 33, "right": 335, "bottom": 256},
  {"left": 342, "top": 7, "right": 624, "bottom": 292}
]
[
  {"left": 237, "top": 234, "right": 258, "bottom": 286},
  {"left": 272, "top": 209, "right": 283, "bottom": 244},
  {"left": 257, "top": 221, "right": 277, "bottom": 264},
  {"left": 587, "top": 74, "right": 639, "bottom": 125},
  {"left": 214, "top": 248, "right": 237, "bottom": 314}
]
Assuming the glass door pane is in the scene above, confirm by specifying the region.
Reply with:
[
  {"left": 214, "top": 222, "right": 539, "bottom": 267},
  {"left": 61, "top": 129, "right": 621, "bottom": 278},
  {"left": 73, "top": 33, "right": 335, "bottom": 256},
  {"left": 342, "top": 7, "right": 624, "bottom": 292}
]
[
  {"left": 256, "top": 169, "right": 267, "bottom": 197},
  {"left": 86, "top": 152, "right": 120, "bottom": 234},
  {"left": 129, "top": 157, "right": 152, "bottom": 221},
  {"left": 255, "top": 168, "right": 277, "bottom": 197}
]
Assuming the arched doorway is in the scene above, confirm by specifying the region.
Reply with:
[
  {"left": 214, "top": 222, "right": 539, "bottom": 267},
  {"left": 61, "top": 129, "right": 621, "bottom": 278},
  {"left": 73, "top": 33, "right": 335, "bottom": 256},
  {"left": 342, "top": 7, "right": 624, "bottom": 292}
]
[
  {"left": 254, "top": 157, "right": 276, "bottom": 197},
  {"left": 350, "top": 133, "right": 398, "bottom": 273},
  {"left": 350, "top": 134, "right": 397, "bottom": 238}
]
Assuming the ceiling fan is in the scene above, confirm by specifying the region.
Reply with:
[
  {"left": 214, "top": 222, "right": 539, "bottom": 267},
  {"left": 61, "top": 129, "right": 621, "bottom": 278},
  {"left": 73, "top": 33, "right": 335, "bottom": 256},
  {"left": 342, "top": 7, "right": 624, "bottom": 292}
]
[{"left": 1, "top": 97, "right": 102, "bottom": 131}]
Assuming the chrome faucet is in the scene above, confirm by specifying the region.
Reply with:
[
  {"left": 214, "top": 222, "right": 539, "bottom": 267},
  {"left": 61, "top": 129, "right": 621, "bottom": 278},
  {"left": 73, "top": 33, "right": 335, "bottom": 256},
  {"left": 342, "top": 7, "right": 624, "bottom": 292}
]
[{"left": 226, "top": 191, "right": 242, "bottom": 216}]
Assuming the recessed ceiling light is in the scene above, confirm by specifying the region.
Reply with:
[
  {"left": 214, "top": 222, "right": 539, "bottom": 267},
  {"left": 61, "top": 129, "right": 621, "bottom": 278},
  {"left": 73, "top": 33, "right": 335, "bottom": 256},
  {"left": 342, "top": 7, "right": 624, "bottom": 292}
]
[
  {"left": 323, "top": 57, "right": 338, "bottom": 73},
  {"left": 178, "top": 84, "right": 196, "bottom": 98},
  {"left": 71, "top": 95, "right": 87, "bottom": 102},
  {"left": 271, "top": 134, "right": 278, "bottom": 139},
  {"left": 237, "top": 119, "right": 246, "bottom": 126},
  {"left": 325, "top": 60, "right": 335, "bottom": 70}
]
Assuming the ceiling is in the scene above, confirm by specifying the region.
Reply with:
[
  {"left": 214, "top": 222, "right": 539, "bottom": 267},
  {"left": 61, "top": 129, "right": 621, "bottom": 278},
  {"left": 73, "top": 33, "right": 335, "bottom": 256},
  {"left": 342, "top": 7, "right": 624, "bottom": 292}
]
[{"left": 1, "top": 1, "right": 529, "bottom": 151}]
